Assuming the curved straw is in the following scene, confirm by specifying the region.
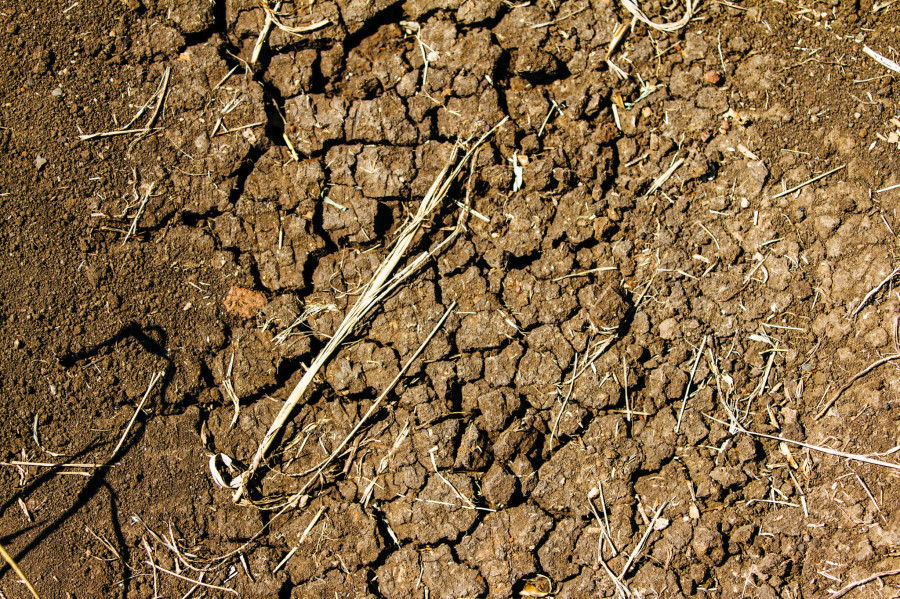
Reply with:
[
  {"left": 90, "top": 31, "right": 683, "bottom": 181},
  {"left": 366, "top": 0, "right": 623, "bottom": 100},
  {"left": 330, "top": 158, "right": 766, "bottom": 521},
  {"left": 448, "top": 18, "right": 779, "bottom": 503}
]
[
  {"left": 234, "top": 118, "right": 508, "bottom": 501},
  {"left": 621, "top": 0, "right": 696, "bottom": 32}
]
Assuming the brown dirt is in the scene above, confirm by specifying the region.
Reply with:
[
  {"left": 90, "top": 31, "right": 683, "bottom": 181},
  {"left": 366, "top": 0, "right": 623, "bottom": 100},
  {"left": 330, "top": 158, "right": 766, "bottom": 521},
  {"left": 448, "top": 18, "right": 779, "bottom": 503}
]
[{"left": 2, "top": 0, "right": 900, "bottom": 597}]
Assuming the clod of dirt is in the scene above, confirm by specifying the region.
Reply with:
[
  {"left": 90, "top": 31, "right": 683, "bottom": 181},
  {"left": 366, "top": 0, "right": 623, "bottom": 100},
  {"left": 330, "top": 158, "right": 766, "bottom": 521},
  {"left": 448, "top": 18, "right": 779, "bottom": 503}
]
[
  {"left": 213, "top": 199, "right": 326, "bottom": 291},
  {"left": 282, "top": 501, "right": 383, "bottom": 584},
  {"left": 346, "top": 93, "right": 419, "bottom": 145},
  {"left": 210, "top": 329, "right": 279, "bottom": 397},
  {"left": 457, "top": 504, "right": 554, "bottom": 598},
  {"left": 692, "top": 526, "right": 727, "bottom": 566},
  {"left": 285, "top": 94, "right": 347, "bottom": 154},
  {"left": 321, "top": 187, "right": 383, "bottom": 243},
  {"left": 384, "top": 473, "right": 479, "bottom": 544},
  {"left": 157, "top": 0, "right": 216, "bottom": 34},
  {"left": 244, "top": 150, "right": 324, "bottom": 213},
  {"left": 482, "top": 462, "right": 516, "bottom": 508},
  {"left": 377, "top": 545, "right": 486, "bottom": 599},
  {"left": 266, "top": 49, "right": 318, "bottom": 98},
  {"left": 493, "top": 7, "right": 560, "bottom": 79},
  {"left": 703, "top": 70, "right": 723, "bottom": 85},
  {"left": 291, "top": 569, "right": 372, "bottom": 598}
]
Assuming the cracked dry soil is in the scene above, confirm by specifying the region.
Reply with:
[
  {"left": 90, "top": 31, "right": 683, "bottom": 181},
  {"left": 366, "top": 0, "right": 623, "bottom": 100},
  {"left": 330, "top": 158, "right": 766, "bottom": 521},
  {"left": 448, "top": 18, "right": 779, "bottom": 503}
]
[{"left": 1, "top": 0, "right": 900, "bottom": 597}]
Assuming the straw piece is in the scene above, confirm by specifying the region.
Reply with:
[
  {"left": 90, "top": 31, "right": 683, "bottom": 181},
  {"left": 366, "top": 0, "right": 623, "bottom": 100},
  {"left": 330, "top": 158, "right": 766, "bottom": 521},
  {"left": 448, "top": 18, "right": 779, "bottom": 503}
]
[
  {"left": 234, "top": 121, "right": 504, "bottom": 500},
  {"left": 675, "top": 336, "right": 706, "bottom": 433},
  {"left": 621, "top": 0, "right": 695, "bottom": 32},
  {"left": 830, "top": 567, "right": 900, "bottom": 599},
  {"left": 110, "top": 371, "right": 163, "bottom": 460},
  {"left": 863, "top": 45, "right": 900, "bottom": 74},
  {"left": 772, "top": 165, "right": 845, "bottom": 198},
  {"left": 291, "top": 301, "right": 457, "bottom": 499}
]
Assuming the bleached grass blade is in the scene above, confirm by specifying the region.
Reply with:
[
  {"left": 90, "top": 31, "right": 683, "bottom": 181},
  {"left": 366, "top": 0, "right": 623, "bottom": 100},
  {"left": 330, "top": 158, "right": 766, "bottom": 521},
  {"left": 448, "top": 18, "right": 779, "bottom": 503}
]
[
  {"left": 675, "top": 336, "right": 706, "bottom": 433},
  {"left": 110, "top": 371, "right": 163, "bottom": 460},
  {"left": 290, "top": 301, "right": 456, "bottom": 500},
  {"left": 236, "top": 120, "right": 505, "bottom": 500},
  {"left": 863, "top": 45, "right": 900, "bottom": 74},
  {"left": 620, "top": 0, "right": 694, "bottom": 32},
  {"left": 712, "top": 400, "right": 900, "bottom": 472}
]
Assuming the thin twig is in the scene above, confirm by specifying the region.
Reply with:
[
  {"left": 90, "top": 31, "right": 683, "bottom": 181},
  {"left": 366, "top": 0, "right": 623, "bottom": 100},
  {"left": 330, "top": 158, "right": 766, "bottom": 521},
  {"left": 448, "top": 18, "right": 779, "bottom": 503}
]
[
  {"left": 531, "top": 3, "right": 589, "bottom": 27},
  {"left": 745, "top": 344, "right": 776, "bottom": 420},
  {"left": 645, "top": 157, "right": 684, "bottom": 196},
  {"left": 213, "top": 121, "right": 265, "bottom": 137},
  {"left": 142, "top": 66, "right": 171, "bottom": 132},
  {"left": 110, "top": 371, "right": 163, "bottom": 459},
  {"left": 712, "top": 407, "right": 900, "bottom": 471},
  {"left": 619, "top": 501, "right": 668, "bottom": 579},
  {"left": 143, "top": 537, "right": 159, "bottom": 597},
  {"left": 79, "top": 67, "right": 170, "bottom": 141},
  {"left": 362, "top": 421, "right": 410, "bottom": 506},
  {"left": 291, "top": 301, "right": 457, "bottom": 499},
  {"left": 213, "top": 65, "right": 239, "bottom": 91},
  {"left": 78, "top": 128, "right": 156, "bottom": 141},
  {"left": 675, "top": 336, "right": 707, "bottom": 433},
  {"left": 815, "top": 352, "right": 900, "bottom": 419},
  {"left": 0, "top": 460, "right": 101, "bottom": 469},
  {"left": 852, "top": 266, "right": 900, "bottom": 316},
  {"left": 122, "top": 182, "right": 157, "bottom": 245},
  {"left": 550, "top": 354, "right": 578, "bottom": 450},
  {"left": 772, "top": 165, "right": 845, "bottom": 198},
  {"left": 429, "top": 446, "right": 475, "bottom": 508},
  {"left": 830, "top": 567, "right": 900, "bottom": 599},
  {"left": 552, "top": 266, "right": 616, "bottom": 282},
  {"left": 235, "top": 119, "right": 506, "bottom": 500},
  {"left": 147, "top": 561, "right": 238, "bottom": 596}
]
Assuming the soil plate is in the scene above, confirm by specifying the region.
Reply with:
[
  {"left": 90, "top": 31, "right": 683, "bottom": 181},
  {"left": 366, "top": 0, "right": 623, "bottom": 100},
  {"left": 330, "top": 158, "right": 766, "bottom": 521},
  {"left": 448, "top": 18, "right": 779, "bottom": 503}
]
[{"left": 2, "top": 0, "right": 900, "bottom": 597}]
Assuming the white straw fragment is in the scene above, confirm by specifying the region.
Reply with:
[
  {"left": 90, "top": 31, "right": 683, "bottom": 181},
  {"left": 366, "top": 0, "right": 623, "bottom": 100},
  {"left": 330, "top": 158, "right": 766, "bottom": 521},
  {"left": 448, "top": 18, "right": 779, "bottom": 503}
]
[
  {"left": 110, "top": 371, "right": 164, "bottom": 460},
  {"left": 235, "top": 120, "right": 504, "bottom": 501},
  {"left": 620, "top": 0, "right": 695, "bottom": 32},
  {"left": 863, "top": 45, "right": 900, "bottom": 74},
  {"left": 675, "top": 336, "right": 707, "bottom": 433},
  {"left": 772, "top": 165, "right": 845, "bottom": 199},
  {"left": 645, "top": 157, "right": 684, "bottom": 196}
]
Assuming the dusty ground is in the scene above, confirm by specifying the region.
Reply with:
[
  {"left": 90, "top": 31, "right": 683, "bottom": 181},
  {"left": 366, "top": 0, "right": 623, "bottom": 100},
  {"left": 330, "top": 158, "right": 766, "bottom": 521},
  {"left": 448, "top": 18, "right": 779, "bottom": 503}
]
[{"left": 1, "top": 0, "right": 900, "bottom": 597}]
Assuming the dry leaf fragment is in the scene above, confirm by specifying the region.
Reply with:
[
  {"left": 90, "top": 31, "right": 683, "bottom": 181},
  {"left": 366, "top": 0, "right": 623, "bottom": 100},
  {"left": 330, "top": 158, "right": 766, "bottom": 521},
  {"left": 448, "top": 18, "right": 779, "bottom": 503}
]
[{"left": 224, "top": 286, "right": 266, "bottom": 318}]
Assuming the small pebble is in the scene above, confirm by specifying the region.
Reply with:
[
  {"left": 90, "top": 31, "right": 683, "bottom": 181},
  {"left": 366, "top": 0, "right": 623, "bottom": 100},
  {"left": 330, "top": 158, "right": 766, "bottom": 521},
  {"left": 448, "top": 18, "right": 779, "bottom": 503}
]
[
  {"left": 740, "top": 198, "right": 750, "bottom": 208},
  {"left": 51, "top": 87, "right": 62, "bottom": 97},
  {"left": 703, "top": 70, "right": 722, "bottom": 85},
  {"left": 34, "top": 155, "right": 47, "bottom": 170}
]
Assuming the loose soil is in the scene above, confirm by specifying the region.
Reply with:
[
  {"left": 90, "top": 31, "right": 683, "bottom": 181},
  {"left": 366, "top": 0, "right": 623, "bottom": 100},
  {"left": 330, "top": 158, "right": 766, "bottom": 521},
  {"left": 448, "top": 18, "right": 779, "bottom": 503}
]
[{"left": 1, "top": 0, "right": 900, "bottom": 597}]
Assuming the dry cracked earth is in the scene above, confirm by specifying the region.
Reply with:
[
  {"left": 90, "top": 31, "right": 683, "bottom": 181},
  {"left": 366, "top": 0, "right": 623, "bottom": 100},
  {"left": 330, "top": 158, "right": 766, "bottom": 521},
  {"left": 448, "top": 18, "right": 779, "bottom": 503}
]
[{"left": 1, "top": 0, "right": 900, "bottom": 597}]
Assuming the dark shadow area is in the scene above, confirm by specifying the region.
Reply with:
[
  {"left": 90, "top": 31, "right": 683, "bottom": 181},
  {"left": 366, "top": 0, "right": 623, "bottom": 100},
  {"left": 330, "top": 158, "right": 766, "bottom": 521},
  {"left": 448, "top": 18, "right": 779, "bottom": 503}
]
[{"left": 0, "top": 322, "right": 176, "bottom": 598}]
